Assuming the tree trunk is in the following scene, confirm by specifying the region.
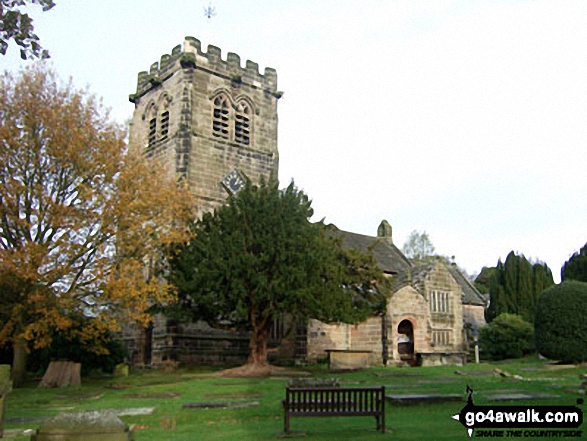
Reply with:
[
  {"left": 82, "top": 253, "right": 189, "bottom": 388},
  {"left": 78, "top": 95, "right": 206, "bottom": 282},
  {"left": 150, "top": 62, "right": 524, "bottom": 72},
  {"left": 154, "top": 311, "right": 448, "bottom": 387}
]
[
  {"left": 12, "top": 338, "right": 27, "bottom": 388},
  {"left": 247, "top": 324, "right": 271, "bottom": 366},
  {"left": 38, "top": 361, "right": 81, "bottom": 388}
]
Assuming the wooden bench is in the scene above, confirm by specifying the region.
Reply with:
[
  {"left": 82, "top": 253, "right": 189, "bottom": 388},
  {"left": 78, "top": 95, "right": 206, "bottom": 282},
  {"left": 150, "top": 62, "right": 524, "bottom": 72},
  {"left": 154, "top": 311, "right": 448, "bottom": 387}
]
[{"left": 283, "top": 386, "right": 386, "bottom": 434}]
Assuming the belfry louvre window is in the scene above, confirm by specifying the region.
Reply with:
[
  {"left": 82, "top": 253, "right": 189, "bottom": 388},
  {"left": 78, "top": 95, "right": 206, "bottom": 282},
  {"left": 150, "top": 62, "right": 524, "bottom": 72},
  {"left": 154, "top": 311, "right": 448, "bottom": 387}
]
[
  {"left": 235, "top": 102, "right": 251, "bottom": 145},
  {"left": 160, "top": 110, "right": 170, "bottom": 140},
  {"left": 212, "top": 96, "right": 230, "bottom": 139},
  {"left": 148, "top": 117, "right": 157, "bottom": 146},
  {"left": 430, "top": 291, "right": 450, "bottom": 313}
]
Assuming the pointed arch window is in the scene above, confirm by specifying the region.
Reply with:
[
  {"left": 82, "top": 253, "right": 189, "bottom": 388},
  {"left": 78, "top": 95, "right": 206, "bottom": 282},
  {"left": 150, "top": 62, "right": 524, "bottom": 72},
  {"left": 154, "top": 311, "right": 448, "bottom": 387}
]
[
  {"left": 235, "top": 101, "right": 251, "bottom": 145},
  {"left": 212, "top": 95, "right": 230, "bottom": 139},
  {"left": 147, "top": 104, "right": 157, "bottom": 147}
]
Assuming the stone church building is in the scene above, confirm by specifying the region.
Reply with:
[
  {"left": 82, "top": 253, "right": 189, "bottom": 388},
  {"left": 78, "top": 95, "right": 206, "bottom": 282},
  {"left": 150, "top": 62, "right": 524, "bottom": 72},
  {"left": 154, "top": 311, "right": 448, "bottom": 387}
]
[{"left": 125, "top": 38, "right": 486, "bottom": 367}]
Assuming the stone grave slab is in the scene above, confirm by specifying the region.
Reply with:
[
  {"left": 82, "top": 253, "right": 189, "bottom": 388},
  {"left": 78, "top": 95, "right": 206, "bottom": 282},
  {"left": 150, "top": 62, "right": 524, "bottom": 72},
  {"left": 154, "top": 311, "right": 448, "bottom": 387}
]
[
  {"left": 114, "top": 408, "right": 155, "bottom": 416},
  {"left": 123, "top": 392, "right": 180, "bottom": 399},
  {"left": 454, "top": 369, "right": 495, "bottom": 376},
  {"left": 386, "top": 393, "right": 462, "bottom": 405},
  {"left": 31, "top": 410, "right": 133, "bottom": 441},
  {"left": 0, "top": 365, "right": 12, "bottom": 438},
  {"left": 203, "top": 390, "right": 262, "bottom": 400},
  {"left": 182, "top": 401, "right": 259, "bottom": 409},
  {"left": 487, "top": 392, "right": 560, "bottom": 402}
]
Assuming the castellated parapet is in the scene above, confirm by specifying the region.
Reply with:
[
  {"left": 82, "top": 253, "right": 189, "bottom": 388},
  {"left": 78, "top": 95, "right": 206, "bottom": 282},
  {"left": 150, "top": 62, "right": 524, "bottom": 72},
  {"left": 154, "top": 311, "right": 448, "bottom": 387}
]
[
  {"left": 128, "top": 36, "right": 279, "bottom": 219},
  {"left": 130, "top": 37, "right": 279, "bottom": 102}
]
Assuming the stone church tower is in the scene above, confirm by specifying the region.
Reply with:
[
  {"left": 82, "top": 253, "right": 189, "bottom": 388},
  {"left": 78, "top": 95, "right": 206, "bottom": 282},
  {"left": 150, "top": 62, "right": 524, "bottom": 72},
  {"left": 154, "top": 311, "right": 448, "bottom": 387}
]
[
  {"left": 129, "top": 37, "right": 280, "bottom": 215},
  {"left": 125, "top": 37, "right": 280, "bottom": 366}
]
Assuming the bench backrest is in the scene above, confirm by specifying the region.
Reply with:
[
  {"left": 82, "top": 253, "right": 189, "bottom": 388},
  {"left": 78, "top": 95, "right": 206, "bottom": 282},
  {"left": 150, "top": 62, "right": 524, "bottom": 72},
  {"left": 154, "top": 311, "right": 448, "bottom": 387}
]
[{"left": 284, "top": 387, "right": 385, "bottom": 414}]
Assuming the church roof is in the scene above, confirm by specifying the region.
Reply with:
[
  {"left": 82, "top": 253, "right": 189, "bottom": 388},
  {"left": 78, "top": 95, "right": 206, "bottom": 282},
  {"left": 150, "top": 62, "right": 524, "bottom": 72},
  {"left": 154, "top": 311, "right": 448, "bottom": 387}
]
[
  {"left": 329, "top": 222, "right": 487, "bottom": 307},
  {"left": 329, "top": 228, "right": 412, "bottom": 275},
  {"left": 447, "top": 264, "right": 487, "bottom": 306}
]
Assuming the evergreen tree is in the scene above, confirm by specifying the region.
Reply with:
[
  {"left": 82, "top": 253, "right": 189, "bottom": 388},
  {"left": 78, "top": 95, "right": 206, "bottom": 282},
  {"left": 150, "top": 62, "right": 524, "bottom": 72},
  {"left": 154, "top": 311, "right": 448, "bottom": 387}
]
[
  {"left": 479, "top": 252, "right": 554, "bottom": 323},
  {"left": 167, "top": 178, "right": 389, "bottom": 374},
  {"left": 561, "top": 243, "right": 587, "bottom": 283}
]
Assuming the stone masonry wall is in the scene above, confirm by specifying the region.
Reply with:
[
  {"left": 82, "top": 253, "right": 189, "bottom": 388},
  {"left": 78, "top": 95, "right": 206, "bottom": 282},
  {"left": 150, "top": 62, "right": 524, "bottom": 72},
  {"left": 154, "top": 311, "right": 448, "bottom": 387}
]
[
  {"left": 349, "top": 317, "right": 384, "bottom": 365},
  {"left": 387, "top": 285, "right": 429, "bottom": 363},
  {"left": 423, "top": 263, "right": 465, "bottom": 353},
  {"left": 126, "top": 38, "right": 280, "bottom": 367},
  {"left": 129, "top": 38, "right": 279, "bottom": 216},
  {"left": 306, "top": 320, "right": 350, "bottom": 363}
]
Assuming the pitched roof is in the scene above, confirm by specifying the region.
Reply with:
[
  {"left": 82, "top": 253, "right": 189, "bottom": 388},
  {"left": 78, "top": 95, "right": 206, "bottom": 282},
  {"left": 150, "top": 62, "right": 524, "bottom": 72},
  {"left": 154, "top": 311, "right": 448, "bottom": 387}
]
[
  {"left": 329, "top": 223, "right": 487, "bottom": 307},
  {"left": 330, "top": 228, "right": 412, "bottom": 275},
  {"left": 447, "top": 264, "right": 487, "bottom": 306}
]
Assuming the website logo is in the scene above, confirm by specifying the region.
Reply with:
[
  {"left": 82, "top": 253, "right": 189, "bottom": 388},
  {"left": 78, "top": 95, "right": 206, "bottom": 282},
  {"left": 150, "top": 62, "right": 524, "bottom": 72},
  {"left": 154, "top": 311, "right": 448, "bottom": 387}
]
[{"left": 452, "top": 386, "right": 584, "bottom": 438}]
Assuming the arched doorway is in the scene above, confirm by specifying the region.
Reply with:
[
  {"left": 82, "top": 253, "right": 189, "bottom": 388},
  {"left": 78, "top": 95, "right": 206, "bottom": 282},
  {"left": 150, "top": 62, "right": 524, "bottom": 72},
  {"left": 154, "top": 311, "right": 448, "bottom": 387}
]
[{"left": 397, "top": 320, "right": 414, "bottom": 363}]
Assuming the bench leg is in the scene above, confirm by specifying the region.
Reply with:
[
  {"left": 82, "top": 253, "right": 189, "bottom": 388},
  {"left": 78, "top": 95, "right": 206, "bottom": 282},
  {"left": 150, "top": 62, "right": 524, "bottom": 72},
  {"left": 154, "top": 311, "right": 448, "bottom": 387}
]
[
  {"left": 284, "top": 411, "right": 290, "bottom": 434},
  {"left": 376, "top": 413, "right": 386, "bottom": 433}
]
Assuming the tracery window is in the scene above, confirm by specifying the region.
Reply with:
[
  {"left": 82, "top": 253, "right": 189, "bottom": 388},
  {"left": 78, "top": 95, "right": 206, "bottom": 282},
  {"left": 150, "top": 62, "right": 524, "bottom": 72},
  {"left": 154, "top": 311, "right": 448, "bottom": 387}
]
[{"left": 212, "top": 95, "right": 230, "bottom": 139}]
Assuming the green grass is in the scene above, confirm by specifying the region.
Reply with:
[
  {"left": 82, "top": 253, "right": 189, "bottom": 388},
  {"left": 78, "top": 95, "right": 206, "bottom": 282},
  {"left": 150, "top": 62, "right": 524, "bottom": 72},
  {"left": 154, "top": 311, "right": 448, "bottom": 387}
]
[{"left": 4, "top": 357, "right": 586, "bottom": 440}]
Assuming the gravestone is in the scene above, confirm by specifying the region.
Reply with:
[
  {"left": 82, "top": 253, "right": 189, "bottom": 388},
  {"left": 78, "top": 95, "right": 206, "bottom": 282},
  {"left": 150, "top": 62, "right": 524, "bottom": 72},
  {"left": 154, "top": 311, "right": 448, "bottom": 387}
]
[
  {"left": 31, "top": 410, "right": 133, "bottom": 441},
  {"left": 0, "top": 365, "right": 12, "bottom": 438},
  {"left": 289, "top": 378, "right": 340, "bottom": 388}
]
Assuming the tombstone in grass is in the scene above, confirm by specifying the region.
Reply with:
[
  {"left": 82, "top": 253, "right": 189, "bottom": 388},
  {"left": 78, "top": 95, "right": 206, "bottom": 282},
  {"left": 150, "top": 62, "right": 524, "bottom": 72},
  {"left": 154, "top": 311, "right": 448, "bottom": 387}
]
[
  {"left": 0, "top": 365, "right": 12, "bottom": 438},
  {"left": 38, "top": 361, "right": 81, "bottom": 388},
  {"left": 114, "top": 363, "right": 130, "bottom": 378},
  {"left": 31, "top": 410, "right": 133, "bottom": 441}
]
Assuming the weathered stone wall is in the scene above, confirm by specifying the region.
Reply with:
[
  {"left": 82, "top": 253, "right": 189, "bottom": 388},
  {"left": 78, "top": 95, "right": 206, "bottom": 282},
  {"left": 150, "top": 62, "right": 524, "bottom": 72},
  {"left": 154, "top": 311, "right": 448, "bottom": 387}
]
[
  {"left": 306, "top": 320, "right": 350, "bottom": 362},
  {"left": 423, "top": 262, "right": 465, "bottom": 353},
  {"left": 462, "top": 304, "right": 487, "bottom": 331},
  {"left": 387, "top": 285, "right": 428, "bottom": 363},
  {"left": 305, "top": 317, "right": 384, "bottom": 365},
  {"left": 125, "top": 38, "right": 280, "bottom": 366},
  {"left": 129, "top": 38, "right": 279, "bottom": 217},
  {"left": 349, "top": 317, "right": 383, "bottom": 365}
]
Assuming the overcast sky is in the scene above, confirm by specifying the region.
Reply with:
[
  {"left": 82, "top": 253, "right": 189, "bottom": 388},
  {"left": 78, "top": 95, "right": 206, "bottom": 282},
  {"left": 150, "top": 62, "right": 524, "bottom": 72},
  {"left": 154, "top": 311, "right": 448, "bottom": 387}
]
[{"left": 3, "top": 0, "right": 586, "bottom": 282}]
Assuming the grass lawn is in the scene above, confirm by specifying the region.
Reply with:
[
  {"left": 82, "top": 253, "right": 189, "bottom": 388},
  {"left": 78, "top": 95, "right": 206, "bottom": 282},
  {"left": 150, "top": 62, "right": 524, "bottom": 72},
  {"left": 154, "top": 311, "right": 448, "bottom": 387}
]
[{"left": 4, "top": 357, "right": 585, "bottom": 440}]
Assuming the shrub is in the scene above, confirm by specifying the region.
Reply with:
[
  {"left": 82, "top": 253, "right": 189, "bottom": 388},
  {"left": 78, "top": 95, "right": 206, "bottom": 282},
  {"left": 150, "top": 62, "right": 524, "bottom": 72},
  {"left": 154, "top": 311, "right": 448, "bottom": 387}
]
[
  {"left": 534, "top": 281, "right": 587, "bottom": 363},
  {"left": 479, "top": 313, "right": 534, "bottom": 360}
]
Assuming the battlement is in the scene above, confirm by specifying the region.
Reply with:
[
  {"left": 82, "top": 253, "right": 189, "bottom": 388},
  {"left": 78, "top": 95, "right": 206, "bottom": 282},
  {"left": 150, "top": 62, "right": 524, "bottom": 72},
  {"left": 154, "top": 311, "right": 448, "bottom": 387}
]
[{"left": 130, "top": 36, "right": 278, "bottom": 102}]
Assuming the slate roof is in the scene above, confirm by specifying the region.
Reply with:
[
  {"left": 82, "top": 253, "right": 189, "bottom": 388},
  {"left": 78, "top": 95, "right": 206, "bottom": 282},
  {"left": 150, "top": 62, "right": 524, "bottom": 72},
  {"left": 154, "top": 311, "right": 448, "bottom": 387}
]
[
  {"left": 330, "top": 224, "right": 487, "bottom": 307},
  {"left": 329, "top": 228, "right": 412, "bottom": 275},
  {"left": 447, "top": 264, "right": 488, "bottom": 306}
]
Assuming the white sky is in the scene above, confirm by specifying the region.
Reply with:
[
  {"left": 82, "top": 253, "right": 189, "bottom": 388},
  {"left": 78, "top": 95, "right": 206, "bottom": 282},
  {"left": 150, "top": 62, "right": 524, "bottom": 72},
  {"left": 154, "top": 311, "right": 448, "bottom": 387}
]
[{"left": 3, "top": 0, "right": 586, "bottom": 282}]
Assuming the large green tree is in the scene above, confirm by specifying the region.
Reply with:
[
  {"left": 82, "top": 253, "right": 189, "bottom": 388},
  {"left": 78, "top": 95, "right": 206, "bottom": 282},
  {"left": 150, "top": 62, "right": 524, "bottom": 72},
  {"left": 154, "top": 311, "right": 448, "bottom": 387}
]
[
  {"left": 535, "top": 281, "right": 587, "bottom": 363},
  {"left": 481, "top": 252, "right": 554, "bottom": 323},
  {"left": 168, "top": 178, "right": 389, "bottom": 374},
  {"left": 0, "top": 0, "right": 55, "bottom": 59},
  {"left": 561, "top": 242, "right": 587, "bottom": 283}
]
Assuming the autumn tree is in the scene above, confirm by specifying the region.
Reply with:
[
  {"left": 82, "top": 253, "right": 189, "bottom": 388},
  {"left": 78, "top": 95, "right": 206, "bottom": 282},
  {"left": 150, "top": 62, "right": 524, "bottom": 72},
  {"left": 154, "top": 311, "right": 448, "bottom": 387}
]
[
  {"left": 0, "top": 0, "right": 55, "bottom": 59},
  {"left": 0, "top": 65, "right": 195, "bottom": 385},
  {"left": 167, "top": 178, "right": 389, "bottom": 376}
]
